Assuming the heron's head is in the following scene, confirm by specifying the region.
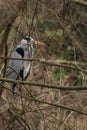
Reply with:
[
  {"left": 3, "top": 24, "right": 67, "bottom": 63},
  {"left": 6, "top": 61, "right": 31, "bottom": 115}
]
[{"left": 21, "top": 36, "right": 45, "bottom": 47}]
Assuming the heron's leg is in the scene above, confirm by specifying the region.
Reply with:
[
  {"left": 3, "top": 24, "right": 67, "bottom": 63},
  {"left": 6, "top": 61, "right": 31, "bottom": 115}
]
[
  {"left": 12, "top": 83, "right": 16, "bottom": 95},
  {"left": 19, "top": 69, "right": 24, "bottom": 93},
  {"left": 19, "top": 68, "right": 24, "bottom": 80}
]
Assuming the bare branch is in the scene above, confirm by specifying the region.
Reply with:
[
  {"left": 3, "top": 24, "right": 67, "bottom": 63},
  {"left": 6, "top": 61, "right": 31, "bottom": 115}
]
[
  {"left": 0, "top": 77, "right": 87, "bottom": 90},
  {"left": 0, "top": 56, "right": 87, "bottom": 73}
]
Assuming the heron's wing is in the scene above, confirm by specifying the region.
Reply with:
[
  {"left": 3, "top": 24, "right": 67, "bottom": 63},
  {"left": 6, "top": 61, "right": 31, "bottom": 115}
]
[{"left": 8, "top": 51, "right": 23, "bottom": 80}]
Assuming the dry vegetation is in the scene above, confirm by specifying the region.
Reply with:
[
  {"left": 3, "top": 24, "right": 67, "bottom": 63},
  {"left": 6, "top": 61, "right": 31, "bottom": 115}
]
[{"left": 0, "top": 0, "right": 87, "bottom": 130}]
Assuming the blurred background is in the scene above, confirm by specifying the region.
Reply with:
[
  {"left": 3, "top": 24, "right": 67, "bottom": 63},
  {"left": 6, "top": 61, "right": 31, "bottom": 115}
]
[{"left": 0, "top": 0, "right": 87, "bottom": 130}]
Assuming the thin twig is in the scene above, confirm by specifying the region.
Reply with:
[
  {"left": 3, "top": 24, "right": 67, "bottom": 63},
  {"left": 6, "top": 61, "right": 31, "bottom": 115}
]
[
  {"left": 9, "top": 109, "right": 31, "bottom": 130},
  {"left": 29, "top": 0, "right": 39, "bottom": 35},
  {"left": 0, "top": 43, "right": 8, "bottom": 97},
  {"left": 3, "top": 44, "right": 8, "bottom": 77}
]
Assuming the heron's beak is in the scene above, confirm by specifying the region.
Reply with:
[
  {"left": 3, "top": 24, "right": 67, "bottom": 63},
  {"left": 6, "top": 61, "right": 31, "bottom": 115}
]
[{"left": 35, "top": 41, "right": 45, "bottom": 46}]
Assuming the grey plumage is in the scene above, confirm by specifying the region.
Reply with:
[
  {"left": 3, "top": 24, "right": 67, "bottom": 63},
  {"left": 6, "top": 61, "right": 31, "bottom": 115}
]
[{"left": 8, "top": 36, "right": 34, "bottom": 93}]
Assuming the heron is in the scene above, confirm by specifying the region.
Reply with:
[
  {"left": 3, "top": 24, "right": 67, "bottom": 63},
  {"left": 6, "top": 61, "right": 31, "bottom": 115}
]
[{"left": 8, "top": 36, "right": 44, "bottom": 94}]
